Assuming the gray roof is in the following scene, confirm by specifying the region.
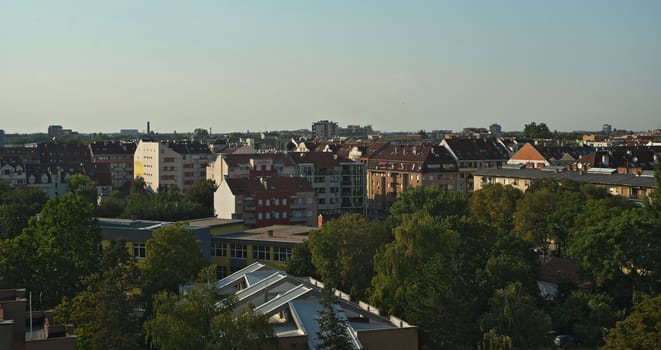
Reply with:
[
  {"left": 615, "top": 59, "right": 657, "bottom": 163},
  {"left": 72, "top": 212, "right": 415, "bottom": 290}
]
[{"left": 474, "top": 168, "right": 656, "bottom": 188}]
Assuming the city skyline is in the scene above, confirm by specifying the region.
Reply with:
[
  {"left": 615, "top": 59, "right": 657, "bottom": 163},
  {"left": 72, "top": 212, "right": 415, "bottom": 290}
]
[{"left": 2, "top": 1, "right": 661, "bottom": 134}]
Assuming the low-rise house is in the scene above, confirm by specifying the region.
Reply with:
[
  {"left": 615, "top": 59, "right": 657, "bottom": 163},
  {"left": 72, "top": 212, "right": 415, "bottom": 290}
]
[
  {"left": 214, "top": 177, "right": 317, "bottom": 227},
  {"left": 209, "top": 225, "right": 316, "bottom": 278},
  {"left": 212, "top": 262, "right": 418, "bottom": 350},
  {"left": 206, "top": 153, "right": 296, "bottom": 183}
]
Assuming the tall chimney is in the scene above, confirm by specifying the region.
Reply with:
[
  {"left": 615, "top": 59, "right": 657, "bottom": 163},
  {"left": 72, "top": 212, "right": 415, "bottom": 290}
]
[{"left": 147, "top": 121, "right": 150, "bottom": 134}]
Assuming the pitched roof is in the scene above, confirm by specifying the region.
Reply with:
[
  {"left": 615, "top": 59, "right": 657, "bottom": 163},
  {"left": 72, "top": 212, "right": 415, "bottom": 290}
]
[
  {"left": 443, "top": 138, "right": 509, "bottom": 160},
  {"left": 225, "top": 177, "right": 314, "bottom": 195},
  {"left": 222, "top": 153, "right": 295, "bottom": 167},
  {"left": 89, "top": 141, "right": 137, "bottom": 155},
  {"left": 288, "top": 151, "right": 353, "bottom": 167}
]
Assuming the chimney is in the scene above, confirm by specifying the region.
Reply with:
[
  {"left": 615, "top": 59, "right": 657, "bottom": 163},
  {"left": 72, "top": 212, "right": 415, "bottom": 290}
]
[
  {"left": 147, "top": 121, "right": 150, "bottom": 134},
  {"left": 317, "top": 214, "right": 324, "bottom": 228}
]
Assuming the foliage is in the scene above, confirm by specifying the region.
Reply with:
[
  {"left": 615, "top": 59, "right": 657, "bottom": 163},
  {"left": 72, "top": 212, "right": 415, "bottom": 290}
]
[
  {"left": 11, "top": 192, "right": 101, "bottom": 308},
  {"left": 69, "top": 174, "right": 98, "bottom": 205},
  {"left": 54, "top": 240, "right": 142, "bottom": 350},
  {"left": 550, "top": 290, "right": 623, "bottom": 346},
  {"left": 317, "top": 287, "right": 354, "bottom": 350},
  {"left": 479, "top": 282, "right": 550, "bottom": 350},
  {"left": 309, "top": 214, "right": 390, "bottom": 300},
  {"left": 602, "top": 294, "right": 661, "bottom": 349},
  {"left": 95, "top": 190, "right": 126, "bottom": 218},
  {"left": 469, "top": 184, "right": 522, "bottom": 233},
  {"left": 183, "top": 179, "right": 217, "bottom": 216},
  {"left": 141, "top": 223, "right": 207, "bottom": 301},
  {"left": 389, "top": 185, "right": 469, "bottom": 225},
  {"left": 286, "top": 239, "right": 318, "bottom": 278},
  {"left": 144, "top": 267, "right": 276, "bottom": 350},
  {"left": 122, "top": 179, "right": 213, "bottom": 221},
  {"left": 0, "top": 185, "right": 48, "bottom": 239},
  {"left": 521, "top": 122, "right": 553, "bottom": 139}
]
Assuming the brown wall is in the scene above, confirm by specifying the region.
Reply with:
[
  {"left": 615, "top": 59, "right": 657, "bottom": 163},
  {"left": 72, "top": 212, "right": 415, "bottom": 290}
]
[
  {"left": 357, "top": 327, "right": 418, "bottom": 350},
  {"left": 26, "top": 337, "right": 77, "bottom": 350}
]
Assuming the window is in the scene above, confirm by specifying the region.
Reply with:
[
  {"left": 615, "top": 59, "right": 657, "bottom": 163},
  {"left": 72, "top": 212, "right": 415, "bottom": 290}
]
[
  {"left": 266, "top": 199, "right": 270, "bottom": 206},
  {"left": 253, "top": 245, "right": 269, "bottom": 260},
  {"left": 258, "top": 213, "right": 263, "bottom": 220},
  {"left": 231, "top": 243, "right": 247, "bottom": 259},
  {"left": 133, "top": 243, "right": 146, "bottom": 259},
  {"left": 266, "top": 212, "right": 270, "bottom": 219},
  {"left": 274, "top": 247, "right": 292, "bottom": 261},
  {"left": 282, "top": 198, "right": 287, "bottom": 205},
  {"left": 210, "top": 242, "right": 226, "bottom": 257},
  {"left": 258, "top": 199, "right": 263, "bottom": 206},
  {"left": 282, "top": 212, "right": 287, "bottom": 219},
  {"left": 274, "top": 198, "right": 279, "bottom": 205},
  {"left": 274, "top": 212, "right": 280, "bottom": 219}
]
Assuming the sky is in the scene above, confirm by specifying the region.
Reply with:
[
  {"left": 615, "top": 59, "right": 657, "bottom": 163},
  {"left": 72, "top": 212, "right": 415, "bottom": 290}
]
[{"left": 1, "top": 1, "right": 661, "bottom": 134}]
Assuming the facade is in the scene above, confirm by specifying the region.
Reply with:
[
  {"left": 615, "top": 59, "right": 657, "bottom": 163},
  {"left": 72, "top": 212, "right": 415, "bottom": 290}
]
[
  {"left": 0, "top": 129, "right": 4, "bottom": 148},
  {"left": 211, "top": 262, "right": 418, "bottom": 350},
  {"left": 88, "top": 141, "right": 136, "bottom": 190},
  {"left": 133, "top": 140, "right": 212, "bottom": 192},
  {"left": 209, "top": 225, "right": 315, "bottom": 278},
  {"left": 47, "top": 125, "right": 63, "bottom": 139},
  {"left": 474, "top": 167, "right": 656, "bottom": 200},
  {"left": 311, "top": 120, "right": 338, "bottom": 139},
  {"left": 289, "top": 152, "right": 367, "bottom": 218},
  {"left": 206, "top": 153, "right": 296, "bottom": 183},
  {"left": 214, "top": 177, "right": 317, "bottom": 227},
  {"left": 366, "top": 144, "right": 458, "bottom": 218},
  {"left": 0, "top": 289, "right": 77, "bottom": 350},
  {"left": 0, "top": 158, "right": 26, "bottom": 187},
  {"left": 440, "top": 138, "right": 510, "bottom": 192}
]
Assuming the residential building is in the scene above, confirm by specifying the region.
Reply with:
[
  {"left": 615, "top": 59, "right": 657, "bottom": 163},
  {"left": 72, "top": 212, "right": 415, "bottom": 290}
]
[
  {"left": 214, "top": 177, "right": 317, "bottom": 227},
  {"left": 338, "top": 125, "right": 374, "bottom": 139},
  {"left": 440, "top": 138, "right": 510, "bottom": 192},
  {"left": 209, "top": 225, "right": 316, "bottom": 278},
  {"left": 0, "top": 158, "right": 26, "bottom": 187},
  {"left": 209, "top": 262, "right": 418, "bottom": 350},
  {"left": 0, "top": 129, "right": 4, "bottom": 148},
  {"left": 507, "top": 143, "right": 592, "bottom": 169},
  {"left": 289, "top": 152, "right": 367, "bottom": 218},
  {"left": 206, "top": 153, "right": 296, "bottom": 183},
  {"left": 576, "top": 147, "right": 659, "bottom": 174},
  {"left": 0, "top": 289, "right": 77, "bottom": 350},
  {"left": 311, "top": 120, "right": 338, "bottom": 139},
  {"left": 366, "top": 143, "right": 458, "bottom": 218},
  {"left": 474, "top": 167, "right": 656, "bottom": 200},
  {"left": 89, "top": 141, "right": 136, "bottom": 190},
  {"left": 133, "top": 140, "right": 212, "bottom": 192},
  {"left": 47, "top": 125, "right": 63, "bottom": 139}
]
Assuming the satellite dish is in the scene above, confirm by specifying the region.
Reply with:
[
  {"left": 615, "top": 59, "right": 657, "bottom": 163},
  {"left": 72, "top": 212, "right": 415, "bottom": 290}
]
[
  {"left": 577, "top": 163, "right": 582, "bottom": 169},
  {"left": 632, "top": 157, "right": 638, "bottom": 163}
]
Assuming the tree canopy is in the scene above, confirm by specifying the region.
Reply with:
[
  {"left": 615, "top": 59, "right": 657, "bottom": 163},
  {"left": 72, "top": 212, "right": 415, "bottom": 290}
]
[{"left": 521, "top": 122, "right": 553, "bottom": 139}]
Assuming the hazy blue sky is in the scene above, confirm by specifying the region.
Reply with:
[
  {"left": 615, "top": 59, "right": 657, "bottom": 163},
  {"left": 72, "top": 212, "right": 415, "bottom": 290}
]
[{"left": 2, "top": 1, "right": 660, "bottom": 134}]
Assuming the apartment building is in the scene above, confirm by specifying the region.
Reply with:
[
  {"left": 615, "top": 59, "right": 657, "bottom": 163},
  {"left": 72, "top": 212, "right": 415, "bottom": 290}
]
[
  {"left": 289, "top": 152, "right": 366, "bottom": 218},
  {"left": 214, "top": 177, "right": 317, "bottom": 227},
  {"left": 311, "top": 120, "right": 338, "bottom": 139},
  {"left": 89, "top": 141, "right": 137, "bottom": 190},
  {"left": 206, "top": 153, "right": 296, "bottom": 183},
  {"left": 134, "top": 140, "right": 211, "bottom": 192},
  {"left": 366, "top": 144, "right": 458, "bottom": 218},
  {"left": 440, "top": 138, "right": 510, "bottom": 192}
]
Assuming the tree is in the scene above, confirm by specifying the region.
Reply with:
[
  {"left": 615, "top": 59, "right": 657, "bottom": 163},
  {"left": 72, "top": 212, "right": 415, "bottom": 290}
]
[
  {"left": 141, "top": 223, "right": 207, "bottom": 301},
  {"left": 54, "top": 240, "right": 142, "bottom": 350},
  {"left": 309, "top": 214, "right": 390, "bottom": 300},
  {"left": 144, "top": 267, "right": 276, "bottom": 350},
  {"left": 602, "top": 294, "right": 661, "bottom": 349},
  {"left": 317, "top": 287, "right": 354, "bottom": 350},
  {"left": 550, "top": 290, "right": 623, "bottom": 346},
  {"left": 389, "top": 185, "right": 469, "bottom": 225},
  {"left": 12, "top": 192, "right": 101, "bottom": 308},
  {"left": 479, "top": 282, "right": 550, "bottom": 350},
  {"left": 69, "top": 174, "right": 98, "bottom": 205},
  {"left": 0, "top": 186, "right": 48, "bottom": 239},
  {"left": 286, "top": 239, "right": 317, "bottom": 278},
  {"left": 522, "top": 122, "right": 553, "bottom": 139},
  {"left": 469, "top": 184, "right": 522, "bottom": 233},
  {"left": 183, "top": 179, "right": 218, "bottom": 216}
]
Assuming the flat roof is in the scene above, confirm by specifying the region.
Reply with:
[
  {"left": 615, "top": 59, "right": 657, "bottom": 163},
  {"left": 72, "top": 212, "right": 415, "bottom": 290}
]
[
  {"left": 214, "top": 225, "right": 317, "bottom": 244},
  {"left": 475, "top": 168, "right": 656, "bottom": 188},
  {"left": 98, "top": 218, "right": 171, "bottom": 230},
  {"left": 187, "top": 218, "right": 244, "bottom": 227}
]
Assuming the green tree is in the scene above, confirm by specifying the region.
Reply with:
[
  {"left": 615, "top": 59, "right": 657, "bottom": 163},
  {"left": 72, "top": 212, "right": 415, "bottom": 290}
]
[
  {"left": 469, "top": 184, "right": 522, "bottom": 233},
  {"left": 551, "top": 290, "right": 623, "bottom": 346},
  {"left": 389, "top": 185, "right": 469, "bottom": 225},
  {"left": 141, "top": 223, "right": 207, "bottom": 301},
  {"left": 12, "top": 192, "right": 101, "bottom": 308},
  {"left": 69, "top": 174, "right": 98, "bottom": 205},
  {"left": 183, "top": 179, "right": 218, "bottom": 216},
  {"left": 95, "top": 190, "right": 126, "bottom": 218},
  {"left": 522, "top": 122, "right": 553, "bottom": 139},
  {"left": 54, "top": 240, "right": 142, "bottom": 350},
  {"left": 286, "top": 239, "right": 318, "bottom": 278},
  {"left": 144, "top": 267, "right": 276, "bottom": 350},
  {"left": 0, "top": 186, "right": 48, "bottom": 239},
  {"left": 602, "top": 294, "right": 661, "bottom": 350},
  {"left": 309, "top": 214, "right": 390, "bottom": 300},
  {"left": 479, "top": 282, "right": 550, "bottom": 350},
  {"left": 317, "top": 287, "right": 354, "bottom": 350}
]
